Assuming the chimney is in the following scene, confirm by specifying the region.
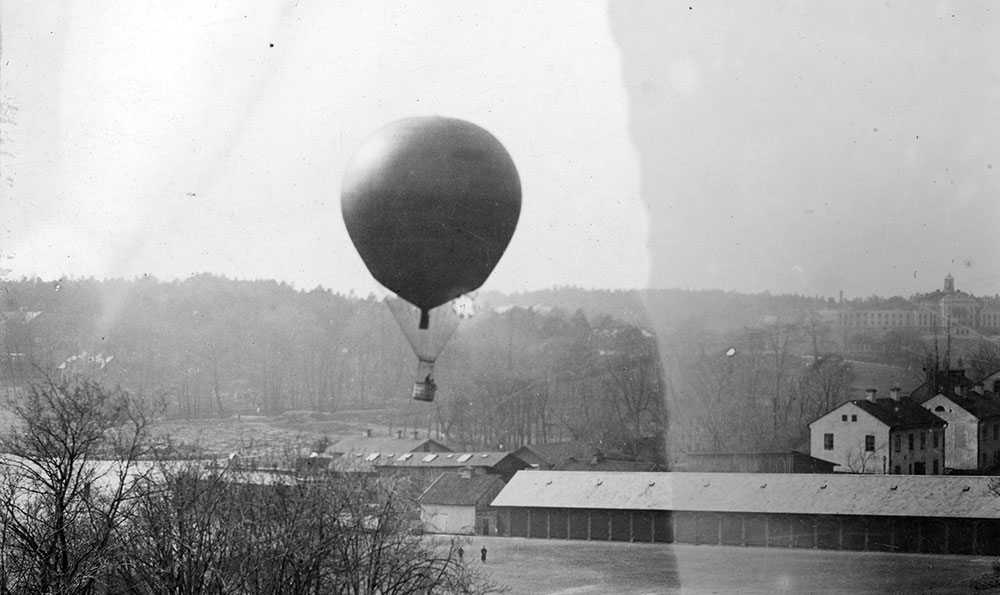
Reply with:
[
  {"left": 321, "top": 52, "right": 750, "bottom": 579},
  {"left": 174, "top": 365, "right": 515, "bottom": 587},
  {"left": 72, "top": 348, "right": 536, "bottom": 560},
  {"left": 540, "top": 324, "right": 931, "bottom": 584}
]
[
  {"left": 459, "top": 469, "right": 472, "bottom": 479},
  {"left": 889, "top": 387, "right": 901, "bottom": 402},
  {"left": 412, "top": 430, "right": 420, "bottom": 440},
  {"left": 396, "top": 430, "right": 403, "bottom": 439},
  {"left": 865, "top": 389, "right": 877, "bottom": 402}
]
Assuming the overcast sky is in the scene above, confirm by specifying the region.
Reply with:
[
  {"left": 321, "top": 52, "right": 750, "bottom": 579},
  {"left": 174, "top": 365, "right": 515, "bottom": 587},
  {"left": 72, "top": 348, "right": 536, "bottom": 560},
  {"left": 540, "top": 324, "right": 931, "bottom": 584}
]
[{"left": 2, "top": 2, "right": 998, "bottom": 300}]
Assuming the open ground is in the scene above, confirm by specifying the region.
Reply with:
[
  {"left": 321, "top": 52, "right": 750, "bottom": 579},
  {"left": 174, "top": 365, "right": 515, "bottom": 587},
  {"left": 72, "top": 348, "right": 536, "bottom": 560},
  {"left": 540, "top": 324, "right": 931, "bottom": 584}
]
[{"left": 462, "top": 536, "right": 994, "bottom": 595}]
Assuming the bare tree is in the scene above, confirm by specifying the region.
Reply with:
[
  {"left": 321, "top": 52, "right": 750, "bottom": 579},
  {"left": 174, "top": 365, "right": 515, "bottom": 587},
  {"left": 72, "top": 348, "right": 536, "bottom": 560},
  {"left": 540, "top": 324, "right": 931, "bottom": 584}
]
[
  {"left": 842, "top": 438, "right": 888, "bottom": 474},
  {"left": 123, "top": 456, "right": 505, "bottom": 595},
  {"left": 0, "top": 374, "right": 156, "bottom": 594}
]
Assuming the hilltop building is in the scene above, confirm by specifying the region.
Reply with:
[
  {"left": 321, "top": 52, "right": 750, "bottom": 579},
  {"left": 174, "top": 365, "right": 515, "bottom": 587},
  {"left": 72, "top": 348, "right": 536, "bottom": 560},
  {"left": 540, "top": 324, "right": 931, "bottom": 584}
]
[
  {"left": 808, "top": 388, "right": 946, "bottom": 474},
  {"left": 836, "top": 275, "right": 1000, "bottom": 337}
]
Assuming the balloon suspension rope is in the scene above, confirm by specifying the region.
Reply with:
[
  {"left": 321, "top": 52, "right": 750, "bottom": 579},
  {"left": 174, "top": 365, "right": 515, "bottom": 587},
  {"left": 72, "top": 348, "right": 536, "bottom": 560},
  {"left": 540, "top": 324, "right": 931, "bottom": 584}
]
[{"left": 419, "top": 308, "right": 429, "bottom": 330}]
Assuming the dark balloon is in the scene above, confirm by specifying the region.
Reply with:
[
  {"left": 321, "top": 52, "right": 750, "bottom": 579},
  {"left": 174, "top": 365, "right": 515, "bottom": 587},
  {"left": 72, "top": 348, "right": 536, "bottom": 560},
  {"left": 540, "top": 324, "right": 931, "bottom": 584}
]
[{"left": 341, "top": 117, "right": 521, "bottom": 326}]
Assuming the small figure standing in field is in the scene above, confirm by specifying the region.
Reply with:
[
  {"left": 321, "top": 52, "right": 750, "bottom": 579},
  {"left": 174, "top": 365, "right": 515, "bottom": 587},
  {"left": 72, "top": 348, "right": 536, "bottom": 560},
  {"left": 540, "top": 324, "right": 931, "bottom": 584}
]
[
  {"left": 480, "top": 546, "right": 487, "bottom": 564},
  {"left": 457, "top": 546, "right": 464, "bottom": 563}
]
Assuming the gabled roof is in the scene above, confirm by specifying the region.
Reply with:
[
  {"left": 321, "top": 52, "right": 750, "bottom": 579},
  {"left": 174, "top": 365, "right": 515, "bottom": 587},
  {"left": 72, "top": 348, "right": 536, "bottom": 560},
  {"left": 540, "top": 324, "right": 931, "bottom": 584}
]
[
  {"left": 926, "top": 391, "right": 1000, "bottom": 420},
  {"left": 851, "top": 398, "right": 945, "bottom": 429},
  {"left": 328, "top": 436, "right": 450, "bottom": 456},
  {"left": 372, "top": 451, "right": 527, "bottom": 469},
  {"left": 910, "top": 369, "right": 977, "bottom": 404},
  {"left": 419, "top": 472, "right": 506, "bottom": 507},
  {"left": 491, "top": 471, "right": 1000, "bottom": 519}
]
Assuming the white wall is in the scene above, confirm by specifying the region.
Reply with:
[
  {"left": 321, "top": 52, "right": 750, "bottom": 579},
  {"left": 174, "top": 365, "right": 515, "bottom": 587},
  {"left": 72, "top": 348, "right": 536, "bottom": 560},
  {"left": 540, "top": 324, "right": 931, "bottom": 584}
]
[
  {"left": 420, "top": 504, "right": 476, "bottom": 535},
  {"left": 924, "top": 394, "right": 977, "bottom": 470},
  {"left": 810, "top": 402, "right": 890, "bottom": 473}
]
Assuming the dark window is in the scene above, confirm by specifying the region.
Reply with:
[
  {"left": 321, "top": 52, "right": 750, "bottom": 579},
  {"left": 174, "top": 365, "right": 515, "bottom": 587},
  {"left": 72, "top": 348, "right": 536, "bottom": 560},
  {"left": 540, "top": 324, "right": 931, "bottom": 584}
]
[
  {"left": 933, "top": 459, "right": 939, "bottom": 474},
  {"left": 824, "top": 433, "right": 834, "bottom": 450},
  {"left": 851, "top": 415, "right": 857, "bottom": 422},
  {"left": 994, "top": 424, "right": 998, "bottom": 440},
  {"left": 841, "top": 414, "right": 848, "bottom": 422},
  {"left": 895, "top": 435, "right": 901, "bottom": 452},
  {"left": 933, "top": 431, "right": 939, "bottom": 448},
  {"left": 894, "top": 465, "right": 901, "bottom": 474},
  {"left": 920, "top": 432, "right": 926, "bottom": 450},
  {"left": 908, "top": 433, "right": 914, "bottom": 451},
  {"left": 865, "top": 435, "right": 875, "bottom": 452}
]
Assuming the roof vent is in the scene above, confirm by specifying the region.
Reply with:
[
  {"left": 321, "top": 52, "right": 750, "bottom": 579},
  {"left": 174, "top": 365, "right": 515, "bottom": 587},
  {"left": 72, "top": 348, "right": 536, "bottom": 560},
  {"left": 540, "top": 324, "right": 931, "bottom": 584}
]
[
  {"left": 760, "top": 483, "right": 767, "bottom": 488},
  {"left": 481, "top": 454, "right": 490, "bottom": 458},
  {"left": 890, "top": 486, "right": 897, "bottom": 491},
  {"left": 648, "top": 482, "right": 656, "bottom": 487},
  {"left": 422, "top": 454, "right": 438, "bottom": 462},
  {"left": 820, "top": 484, "right": 827, "bottom": 489},
  {"left": 963, "top": 486, "right": 971, "bottom": 492},
  {"left": 457, "top": 454, "right": 473, "bottom": 463},
  {"left": 596, "top": 480, "right": 603, "bottom": 486},
  {"left": 446, "top": 454, "right": 454, "bottom": 458},
  {"left": 546, "top": 480, "right": 553, "bottom": 485}
]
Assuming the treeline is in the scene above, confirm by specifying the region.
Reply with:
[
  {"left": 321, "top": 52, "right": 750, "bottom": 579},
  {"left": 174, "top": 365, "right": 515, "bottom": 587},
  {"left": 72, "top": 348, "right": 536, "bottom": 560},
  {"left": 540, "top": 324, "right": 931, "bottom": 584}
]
[{"left": 0, "top": 276, "right": 664, "bottom": 458}]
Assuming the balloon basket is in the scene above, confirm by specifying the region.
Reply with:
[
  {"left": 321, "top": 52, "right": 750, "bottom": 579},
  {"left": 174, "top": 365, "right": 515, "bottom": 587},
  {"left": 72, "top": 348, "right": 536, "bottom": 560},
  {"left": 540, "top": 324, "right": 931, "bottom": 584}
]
[{"left": 412, "top": 359, "right": 437, "bottom": 402}]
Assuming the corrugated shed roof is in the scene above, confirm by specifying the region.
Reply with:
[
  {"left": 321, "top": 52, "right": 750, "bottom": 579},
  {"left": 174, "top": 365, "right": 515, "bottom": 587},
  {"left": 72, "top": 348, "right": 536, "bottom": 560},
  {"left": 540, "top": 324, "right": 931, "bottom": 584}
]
[
  {"left": 419, "top": 472, "right": 506, "bottom": 506},
  {"left": 491, "top": 471, "right": 1000, "bottom": 519}
]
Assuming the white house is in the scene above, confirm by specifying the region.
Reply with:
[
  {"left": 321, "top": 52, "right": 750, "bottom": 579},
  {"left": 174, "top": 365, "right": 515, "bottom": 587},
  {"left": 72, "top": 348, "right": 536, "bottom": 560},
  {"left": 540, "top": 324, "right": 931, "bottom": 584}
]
[{"left": 809, "top": 389, "right": 946, "bottom": 474}]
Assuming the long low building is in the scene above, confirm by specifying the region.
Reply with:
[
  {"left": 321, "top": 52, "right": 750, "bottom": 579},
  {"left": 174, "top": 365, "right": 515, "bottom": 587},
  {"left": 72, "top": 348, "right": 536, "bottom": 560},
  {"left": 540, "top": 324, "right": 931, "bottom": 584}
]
[{"left": 490, "top": 471, "right": 1000, "bottom": 555}]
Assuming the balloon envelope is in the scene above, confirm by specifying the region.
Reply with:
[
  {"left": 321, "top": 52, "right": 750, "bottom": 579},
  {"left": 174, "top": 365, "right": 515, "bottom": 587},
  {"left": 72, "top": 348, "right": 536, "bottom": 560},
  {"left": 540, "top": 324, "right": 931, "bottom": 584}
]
[{"left": 341, "top": 117, "right": 521, "bottom": 316}]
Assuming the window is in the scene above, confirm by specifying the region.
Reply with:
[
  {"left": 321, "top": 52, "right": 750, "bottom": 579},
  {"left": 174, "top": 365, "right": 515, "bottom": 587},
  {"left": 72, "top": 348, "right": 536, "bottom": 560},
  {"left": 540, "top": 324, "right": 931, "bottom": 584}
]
[
  {"left": 894, "top": 465, "right": 900, "bottom": 474},
  {"left": 851, "top": 415, "right": 857, "bottom": 422},
  {"left": 933, "top": 460, "right": 939, "bottom": 474},
  {"left": 933, "top": 431, "right": 939, "bottom": 448},
  {"left": 865, "top": 435, "right": 875, "bottom": 452},
  {"left": 824, "top": 433, "right": 834, "bottom": 450},
  {"left": 994, "top": 424, "right": 998, "bottom": 440},
  {"left": 908, "top": 433, "right": 914, "bottom": 451},
  {"left": 895, "top": 435, "right": 901, "bottom": 452},
  {"left": 841, "top": 414, "right": 848, "bottom": 422},
  {"left": 920, "top": 432, "right": 926, "bottom": 450}
]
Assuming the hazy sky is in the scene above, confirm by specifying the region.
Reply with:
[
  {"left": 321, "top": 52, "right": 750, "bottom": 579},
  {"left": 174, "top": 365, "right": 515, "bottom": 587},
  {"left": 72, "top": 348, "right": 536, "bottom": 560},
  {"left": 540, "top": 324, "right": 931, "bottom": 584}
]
[{"left": 2, "top": 2, "right": 998, "bottom": 300}]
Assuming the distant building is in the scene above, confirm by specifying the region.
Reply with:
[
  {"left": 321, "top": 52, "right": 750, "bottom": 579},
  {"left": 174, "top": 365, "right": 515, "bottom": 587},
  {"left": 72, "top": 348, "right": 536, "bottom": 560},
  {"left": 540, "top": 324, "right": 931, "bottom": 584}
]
[
  {"left": 419, "top": 472, "right": 506, "bottom": 535},
  {"left": 676, "top": 451, "right": 836, "bottom": 474},
  {"left": 372, "top": 451, "right": 530, "bottom": 493},
  {"left": 836, "top": 275, "right": 1000, "bottom": 337},
  {"left": 512, "top": 441, "right": 600, "bottom": 470},
  {"left": 808, "top": 388, "right": 946, "bottom": 474},
  {"left": 552, "top": 457, "right": 659, "bottom": 473},
  {"left": 327, "top": 430, "right": 451, "bottom": 457}
]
